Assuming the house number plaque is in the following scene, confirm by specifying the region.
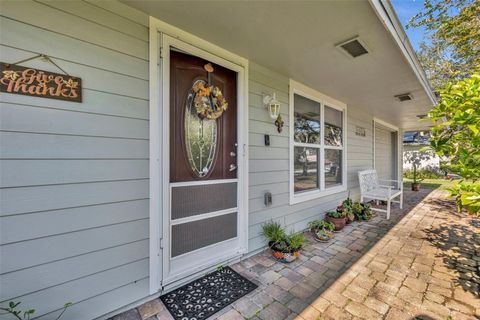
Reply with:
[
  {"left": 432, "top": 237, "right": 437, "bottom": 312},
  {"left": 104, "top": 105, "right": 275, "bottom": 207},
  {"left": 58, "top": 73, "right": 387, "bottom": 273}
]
[{"left": 0, "top": 62, "right": 82, "bottom": 102}]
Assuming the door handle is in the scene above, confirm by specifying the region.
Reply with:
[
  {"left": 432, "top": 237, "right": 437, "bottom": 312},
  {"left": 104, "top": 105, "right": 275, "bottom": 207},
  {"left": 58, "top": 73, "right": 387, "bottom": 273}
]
[{"left": 229, "top": 164, "right": 237, "bottom": 172}]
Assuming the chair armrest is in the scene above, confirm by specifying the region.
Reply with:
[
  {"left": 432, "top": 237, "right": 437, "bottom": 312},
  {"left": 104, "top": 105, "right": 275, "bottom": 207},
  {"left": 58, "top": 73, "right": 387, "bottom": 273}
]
[
  {"left": 378, "top": 185, "right": 393, "bottom": 189},
  {"left": 378, "top": 179, "right": 403, "bottom": 190}
]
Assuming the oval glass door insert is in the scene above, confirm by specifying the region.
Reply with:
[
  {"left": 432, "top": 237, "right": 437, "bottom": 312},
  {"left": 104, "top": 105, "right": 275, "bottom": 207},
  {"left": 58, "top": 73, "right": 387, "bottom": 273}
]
[{"left": 185, "top": 80, "right": 218, "bottom": 177}]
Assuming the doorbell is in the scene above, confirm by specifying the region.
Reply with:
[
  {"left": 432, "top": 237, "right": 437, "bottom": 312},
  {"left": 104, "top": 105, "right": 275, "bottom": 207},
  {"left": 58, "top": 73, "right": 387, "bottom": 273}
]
[{"left": 264, "top": 134, "right": 270, "bottom": 146}]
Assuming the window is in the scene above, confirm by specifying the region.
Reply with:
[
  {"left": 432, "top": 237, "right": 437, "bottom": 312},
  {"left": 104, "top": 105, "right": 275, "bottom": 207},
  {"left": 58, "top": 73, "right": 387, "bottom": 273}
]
[{"left": 289, "top": 80, "right": 346, "bottom": 204}]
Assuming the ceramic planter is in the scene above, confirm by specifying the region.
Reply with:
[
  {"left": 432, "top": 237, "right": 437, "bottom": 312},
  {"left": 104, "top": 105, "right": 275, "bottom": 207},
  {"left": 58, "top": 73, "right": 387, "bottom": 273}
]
[
  {"left": 312, "top": 229, "right": 334, "bottom": 242},
  {"left": 268, "top": 241, "right": 300, "bottom": 263},
  {"left": 325, "top": 215, "right": 346, "bottom": 231},
  {"left": 271, "top": 250, "right": 300, "bottom": 263}
]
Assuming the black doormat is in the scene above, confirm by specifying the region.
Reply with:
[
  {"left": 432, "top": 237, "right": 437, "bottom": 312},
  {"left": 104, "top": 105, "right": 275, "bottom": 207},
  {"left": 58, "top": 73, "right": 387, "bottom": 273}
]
[{"left": 160, "top": 267, "right": 257, "bottom": 320}]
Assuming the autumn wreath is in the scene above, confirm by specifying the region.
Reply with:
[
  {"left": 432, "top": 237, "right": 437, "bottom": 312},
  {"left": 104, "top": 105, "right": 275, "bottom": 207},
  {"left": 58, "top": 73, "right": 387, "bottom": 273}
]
[{"left": 192, "top": 80, "right": 228, "bottom": 120}]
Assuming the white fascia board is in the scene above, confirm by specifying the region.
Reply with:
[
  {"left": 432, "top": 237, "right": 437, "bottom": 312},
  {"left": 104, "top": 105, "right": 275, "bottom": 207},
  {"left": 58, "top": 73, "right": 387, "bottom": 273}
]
[{"left": 368, "top": 0, "right": 437, "bottom": 105}]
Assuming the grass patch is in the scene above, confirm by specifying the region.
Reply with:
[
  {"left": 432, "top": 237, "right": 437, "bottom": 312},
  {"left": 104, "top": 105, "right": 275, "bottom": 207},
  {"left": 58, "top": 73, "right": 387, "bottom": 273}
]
[{"left": 403, "top": 178, "right": 457, "bottom": 190}]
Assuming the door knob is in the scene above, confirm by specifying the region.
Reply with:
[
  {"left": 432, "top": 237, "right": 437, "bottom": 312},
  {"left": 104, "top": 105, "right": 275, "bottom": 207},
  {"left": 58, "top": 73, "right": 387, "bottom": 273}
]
[{"left": 229, "top": 164, "right": 237, "bottom": 172}]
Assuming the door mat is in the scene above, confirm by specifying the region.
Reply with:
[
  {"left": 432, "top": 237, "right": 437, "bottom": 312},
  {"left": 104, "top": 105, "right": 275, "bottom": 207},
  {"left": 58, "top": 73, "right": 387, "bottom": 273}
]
[{"left": 160, "top": 267, "right": 257, "bottom": 320}]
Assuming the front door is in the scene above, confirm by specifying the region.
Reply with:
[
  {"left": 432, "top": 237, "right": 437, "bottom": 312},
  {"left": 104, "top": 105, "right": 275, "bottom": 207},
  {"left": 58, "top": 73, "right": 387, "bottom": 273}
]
[{"left": 165, "top": 50, "right": 240, "bottom": 284}]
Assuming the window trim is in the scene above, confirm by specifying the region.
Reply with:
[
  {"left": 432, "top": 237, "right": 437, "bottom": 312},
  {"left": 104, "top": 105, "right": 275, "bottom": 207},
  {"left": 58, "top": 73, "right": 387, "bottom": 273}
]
[{"left": 289, "top": 80, "right": 347, "bottom": 205}]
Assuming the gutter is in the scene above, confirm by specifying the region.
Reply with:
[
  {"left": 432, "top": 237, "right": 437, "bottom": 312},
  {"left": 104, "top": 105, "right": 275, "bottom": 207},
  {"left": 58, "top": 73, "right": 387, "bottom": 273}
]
[{"left": 368, "top": 0, "right": 437, "bottom": 105}]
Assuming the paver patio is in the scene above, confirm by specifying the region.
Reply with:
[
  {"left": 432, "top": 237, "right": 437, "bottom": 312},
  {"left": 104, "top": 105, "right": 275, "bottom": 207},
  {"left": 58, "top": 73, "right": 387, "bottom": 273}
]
[{"left": 113, "top": 189, "right": 480, "bottom": 320}]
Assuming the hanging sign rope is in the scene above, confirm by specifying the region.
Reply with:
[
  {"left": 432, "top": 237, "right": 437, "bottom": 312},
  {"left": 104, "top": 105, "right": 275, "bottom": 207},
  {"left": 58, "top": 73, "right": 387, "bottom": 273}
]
[
  {"left": 1, "top": 54, "right": 82, "bottom": 102},
  {"left": 192, "top": 62, "right": 228, "bottom": 120}
]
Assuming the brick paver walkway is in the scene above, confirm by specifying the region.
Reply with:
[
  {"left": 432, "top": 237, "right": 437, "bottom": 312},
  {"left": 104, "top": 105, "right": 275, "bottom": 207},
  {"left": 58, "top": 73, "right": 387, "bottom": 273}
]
[{"left": 113, "top": 189, "right": 480, "bottom": 320}]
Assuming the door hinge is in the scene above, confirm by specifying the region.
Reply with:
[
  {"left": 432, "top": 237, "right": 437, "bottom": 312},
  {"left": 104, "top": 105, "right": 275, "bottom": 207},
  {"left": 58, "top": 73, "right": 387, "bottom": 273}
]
[
  {"left": 159, "top": 47, "right": 163, "bottom": 59},
  {"left": 159, "top": 237, "right": 164, "bottom": 250}
]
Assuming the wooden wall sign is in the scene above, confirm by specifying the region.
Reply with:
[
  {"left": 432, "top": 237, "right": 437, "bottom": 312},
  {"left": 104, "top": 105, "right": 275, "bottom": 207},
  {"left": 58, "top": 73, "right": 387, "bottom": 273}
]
[
  {"left": 0, "top": 62, "right": 82, "bottom": 102},
  {"left": 355, "top": 126, "right": 366, "bottom": 137}
]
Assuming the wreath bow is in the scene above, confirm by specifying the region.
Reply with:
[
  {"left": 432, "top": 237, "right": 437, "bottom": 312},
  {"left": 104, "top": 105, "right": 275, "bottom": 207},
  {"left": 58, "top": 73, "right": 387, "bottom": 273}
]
[{"left": 191, "top": 63, "right": 228, "bottom": 120}]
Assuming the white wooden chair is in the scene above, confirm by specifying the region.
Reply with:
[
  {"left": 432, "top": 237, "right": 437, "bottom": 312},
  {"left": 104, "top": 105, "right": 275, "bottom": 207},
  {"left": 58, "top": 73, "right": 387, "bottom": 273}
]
[{"left": 358, "top": 169, "right": 403, "bottom": 219}]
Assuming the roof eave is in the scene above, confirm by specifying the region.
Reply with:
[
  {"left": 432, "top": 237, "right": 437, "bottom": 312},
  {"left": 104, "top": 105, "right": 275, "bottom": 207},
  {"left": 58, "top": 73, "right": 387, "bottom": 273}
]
[{"left": 368, "top": 0, "right": 437, "bottom": 105}]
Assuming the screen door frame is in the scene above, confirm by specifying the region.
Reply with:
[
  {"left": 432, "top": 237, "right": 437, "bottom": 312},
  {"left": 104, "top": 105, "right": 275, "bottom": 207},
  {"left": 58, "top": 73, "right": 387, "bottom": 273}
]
[{"left": 152, "top": 31, "right": 249, "bottom": 289}]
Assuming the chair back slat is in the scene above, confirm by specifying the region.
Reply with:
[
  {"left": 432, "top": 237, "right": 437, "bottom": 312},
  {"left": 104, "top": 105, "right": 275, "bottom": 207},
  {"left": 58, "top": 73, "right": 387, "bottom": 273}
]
[{"left": 358, "top": 169, "right": 379, "bottom": 194}]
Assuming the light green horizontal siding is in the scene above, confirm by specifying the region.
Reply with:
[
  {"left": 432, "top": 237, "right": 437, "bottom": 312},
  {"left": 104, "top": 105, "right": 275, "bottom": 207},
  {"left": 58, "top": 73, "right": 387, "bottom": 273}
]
[
  {"left": 247, "top": 62, "right": 374, "bottom": 252},
  {"left": 0, "top": 1, "right": 150, "bottom": 319}
]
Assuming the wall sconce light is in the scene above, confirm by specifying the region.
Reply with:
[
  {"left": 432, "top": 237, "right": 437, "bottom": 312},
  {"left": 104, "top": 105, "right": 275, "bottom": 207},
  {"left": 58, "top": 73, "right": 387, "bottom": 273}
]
[{"left": 263, "top": 92, "right": 284, "bottom": 133}]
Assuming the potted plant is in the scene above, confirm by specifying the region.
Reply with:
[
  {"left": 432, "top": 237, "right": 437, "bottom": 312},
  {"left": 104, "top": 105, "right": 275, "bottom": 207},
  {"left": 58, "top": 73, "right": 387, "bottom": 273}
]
[
  {"left": 404, "top": 150, "right": 433, "bottom": 191},
  {"left": 337, "top": 197, "right": 355, "bottom": 224},
  {"left": 352, "top": 201, "right": 363, "bottom": 220},
  {"left": 308, "top": 220, "right": 335, "bottom": 242},
  {"left": 261, "top": 222, "right": 305, "bottom": 263},
  {"left": 324, "top": 210, "right": 346, "bottom": 231},
  {"left": 360, "top": 202, "right": 373, "bottom": 220}
]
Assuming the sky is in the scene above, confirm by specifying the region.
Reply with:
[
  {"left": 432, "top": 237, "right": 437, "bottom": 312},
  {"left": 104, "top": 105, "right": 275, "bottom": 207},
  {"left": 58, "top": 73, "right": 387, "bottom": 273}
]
[{"left": 390, "top": 0, "right": 428, "bottom": 51}]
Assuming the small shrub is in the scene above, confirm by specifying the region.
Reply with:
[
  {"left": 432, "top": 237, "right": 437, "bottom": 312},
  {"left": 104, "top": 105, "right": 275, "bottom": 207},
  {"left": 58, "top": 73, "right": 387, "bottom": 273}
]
[
  {"left": 308, "top": 220, "right": 334, "bottom": 232},
  {"left": 261, "top": 221, "right": 285, "bottom": 244},
  {"left": 287, "top": 232, "right": 305, "bottom": 250},
  {"left": 327, "top": 210, "right": 345, "bottom": 219}
]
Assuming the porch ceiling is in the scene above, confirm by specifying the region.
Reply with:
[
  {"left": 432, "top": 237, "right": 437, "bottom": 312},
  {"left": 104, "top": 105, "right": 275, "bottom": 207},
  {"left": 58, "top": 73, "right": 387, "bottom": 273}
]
[{"left": 123, "top": 0, "right": 435, "bottom": 131}]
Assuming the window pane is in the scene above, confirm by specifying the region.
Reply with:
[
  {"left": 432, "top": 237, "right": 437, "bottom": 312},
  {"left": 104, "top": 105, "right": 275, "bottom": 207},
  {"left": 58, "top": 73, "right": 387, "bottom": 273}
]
[
  {"left": 324, "top": 106, "right": 343, "bottom": 146},
  {"left": 294, "top": 94, "right": 320, "bottom": 144},
  {"left": 325, "top": 149, "right": 342, "bottom": 187},
  {"left": 294, "top": 147, "right": 319, "bottom": 193}
]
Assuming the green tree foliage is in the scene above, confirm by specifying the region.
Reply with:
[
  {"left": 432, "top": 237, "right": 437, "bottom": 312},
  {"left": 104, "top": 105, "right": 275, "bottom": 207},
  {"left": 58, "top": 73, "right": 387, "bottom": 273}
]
[
  {"left": 428, "top": 74, "right": 480, "bottom": 215},
  {"left": 407, "top": 0, "right": 480, "bottom": 90}
]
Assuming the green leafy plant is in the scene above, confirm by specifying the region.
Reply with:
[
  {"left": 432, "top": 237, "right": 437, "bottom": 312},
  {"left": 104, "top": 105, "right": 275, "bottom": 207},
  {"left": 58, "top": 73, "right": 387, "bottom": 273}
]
[
  {"left": 360, "top": 203, "right": 373, "bottom": 220},
  {"left": 308, "top": 220, "right": 334, "bottom": 232},
  {"left": 352, "top": 202, "right": 363, "bottom": 219},
  {"left": 261, "top": 221, "right": 285, "bottom": 244},
  {"left": 0, "top": 301, "right": 72, "bottom": 320},
  {"left": 427, "top": 73, "right": 480, "bottom": 215},
  {"left": 448, "top": 183, "right": 480, "bottom": 216},
  {"left": 351, "top": 202, "right": 373, "bottom": 220},
  {"left": 286, "top": 232, "right": 305, "bottom": 250},
  {"left": 342, "top": 197, "right": 353, "bottom": 209},
  {"left": 261, "top": 222, "right": 304, "bottom": 253},
  {"left": 327, "top": 210, "right": 345, "bottom": 219},
  {"left": 346, "top": 211, "right": 355, "bottom": 223}
]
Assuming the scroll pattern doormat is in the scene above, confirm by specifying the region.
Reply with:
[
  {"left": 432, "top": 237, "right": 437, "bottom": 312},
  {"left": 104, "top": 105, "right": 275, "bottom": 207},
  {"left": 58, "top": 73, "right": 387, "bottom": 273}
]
[{"left": 160, "top": 267, "right": 257, "bottom": 320}]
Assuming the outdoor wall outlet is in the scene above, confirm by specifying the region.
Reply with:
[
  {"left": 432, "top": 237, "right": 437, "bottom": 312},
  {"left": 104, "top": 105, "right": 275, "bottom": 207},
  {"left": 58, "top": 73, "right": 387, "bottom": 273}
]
[
  {"left": 264, "top": 134, "right": 270, "bottom": 146},
  {"left": 264, "top": 192, "right": 272, "bottom": 207}
]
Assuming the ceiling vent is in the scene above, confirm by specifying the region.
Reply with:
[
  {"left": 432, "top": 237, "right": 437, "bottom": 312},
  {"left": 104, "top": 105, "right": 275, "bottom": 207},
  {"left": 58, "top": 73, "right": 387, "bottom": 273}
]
[
  {"left": 337, "top": 37, "right": 369, "bottom": 58},
  {"left": 395, "top": 93, "right": 413, "bottom": 102}
]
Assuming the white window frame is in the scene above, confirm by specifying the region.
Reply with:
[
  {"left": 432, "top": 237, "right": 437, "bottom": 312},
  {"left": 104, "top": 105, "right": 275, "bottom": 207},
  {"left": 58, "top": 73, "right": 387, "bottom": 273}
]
[{"left": 289, "top": 80, "right": 347, "bottom": 205}]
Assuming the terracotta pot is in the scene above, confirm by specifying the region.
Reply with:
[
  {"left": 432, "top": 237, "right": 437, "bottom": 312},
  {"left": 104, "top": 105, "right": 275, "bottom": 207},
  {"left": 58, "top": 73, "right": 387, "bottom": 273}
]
[
  {"left": 325, "top": 215, "right": 346, "bottom": 231},
  {"left": 411, "top": 183, "right": 420, "bottom": 191}
]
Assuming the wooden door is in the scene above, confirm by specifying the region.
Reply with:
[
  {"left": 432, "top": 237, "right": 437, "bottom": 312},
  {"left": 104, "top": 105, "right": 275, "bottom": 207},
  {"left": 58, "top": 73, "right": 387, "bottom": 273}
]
[
  {"left": 170, "top": 50, "right": 237, "bottom": 182},
  {"left": 166, "top": 50, "right": 240, "bottom": 282}
]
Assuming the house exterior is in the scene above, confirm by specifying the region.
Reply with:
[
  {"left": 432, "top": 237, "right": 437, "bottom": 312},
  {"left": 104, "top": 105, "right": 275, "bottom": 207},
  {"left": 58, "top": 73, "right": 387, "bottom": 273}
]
[
  {"left": 403, "top": 132, "right": 441, "bottom": 171},
  {"left": 0, "top": 1, "right": 436, "bottom": 319}
]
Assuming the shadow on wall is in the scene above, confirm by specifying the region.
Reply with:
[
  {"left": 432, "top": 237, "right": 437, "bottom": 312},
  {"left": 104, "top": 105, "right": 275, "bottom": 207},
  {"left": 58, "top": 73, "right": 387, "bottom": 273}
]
[{"left": 422, "top": 197, "right": 480, "bottom": 297}]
